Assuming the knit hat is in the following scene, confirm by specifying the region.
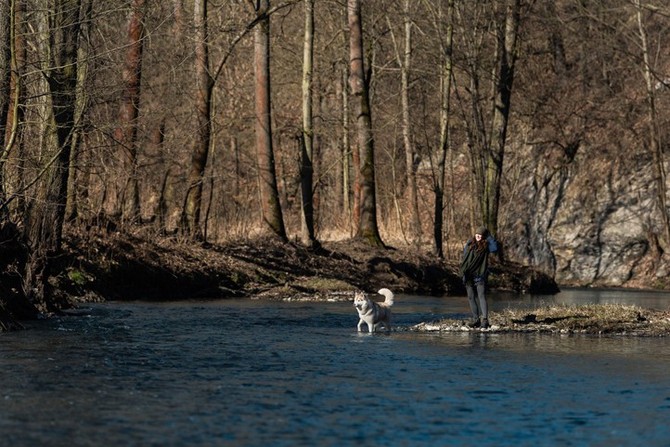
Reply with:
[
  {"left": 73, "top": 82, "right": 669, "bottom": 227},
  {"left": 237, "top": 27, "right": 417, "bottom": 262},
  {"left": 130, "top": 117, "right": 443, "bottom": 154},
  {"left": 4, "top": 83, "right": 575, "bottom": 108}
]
[{"left": 475, "top": 226, "right": 488, "bottom": 236}]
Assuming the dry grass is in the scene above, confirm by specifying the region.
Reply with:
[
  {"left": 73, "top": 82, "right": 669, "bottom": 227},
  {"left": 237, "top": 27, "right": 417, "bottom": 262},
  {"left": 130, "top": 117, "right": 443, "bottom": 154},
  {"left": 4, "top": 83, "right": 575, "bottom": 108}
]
[{"left": 412, "top": 304, "right": 670, "bottom": 336}]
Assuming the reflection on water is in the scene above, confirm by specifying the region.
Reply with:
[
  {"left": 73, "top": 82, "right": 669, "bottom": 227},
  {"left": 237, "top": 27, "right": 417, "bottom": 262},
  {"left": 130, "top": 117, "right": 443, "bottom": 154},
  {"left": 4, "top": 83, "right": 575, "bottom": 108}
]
[{"left": 1, "top": 289, "right": 669, "bottom": 446}]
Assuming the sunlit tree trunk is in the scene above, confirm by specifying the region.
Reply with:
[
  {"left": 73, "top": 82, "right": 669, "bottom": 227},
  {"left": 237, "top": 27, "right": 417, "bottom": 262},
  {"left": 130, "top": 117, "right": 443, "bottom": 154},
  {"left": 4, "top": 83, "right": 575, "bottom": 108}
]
[
  {"left": 389, "top": 0, "right": 420, "bottom": 245},
  {"left": 483, "top": 0, "right": 521, "bottom": 235},
  {"left": 346, "top": 66, "right": 359, "bottom": 233},
  {"left": 402, "top": 0, "right": 421, "bottom": 245},
  {"left": 348, "top": 0, "right": 383, "bottom": 247},
  {"left": 254, "top": 0, "right": 286, "bottom": 240},
  {"left": 299, "top": 0, "right": 317, "bottom": 247},
  {"left": 114, "top": 0, "right": 145, "bottom": 223},
  {"left": 338, "top": 9, "right": 354, "bottom": 234},
  {"left": 433, "top": 0, "right": 455, "bottom": 258},
  {"left": 331, "top": 60, "right": 354, "bottom": 232},
  {"left": 23, "top": 0, "right": 81, "bottom": 315},
  {"left": 182, "top": 0, "right": 213, "bottom": 240}
]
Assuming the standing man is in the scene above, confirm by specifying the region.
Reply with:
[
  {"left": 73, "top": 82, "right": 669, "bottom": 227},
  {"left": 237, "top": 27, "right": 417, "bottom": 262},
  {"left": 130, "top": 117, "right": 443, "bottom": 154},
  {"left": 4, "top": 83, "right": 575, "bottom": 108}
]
[{"left": 460, "top": 227, "right": 498, "bottom": 329}]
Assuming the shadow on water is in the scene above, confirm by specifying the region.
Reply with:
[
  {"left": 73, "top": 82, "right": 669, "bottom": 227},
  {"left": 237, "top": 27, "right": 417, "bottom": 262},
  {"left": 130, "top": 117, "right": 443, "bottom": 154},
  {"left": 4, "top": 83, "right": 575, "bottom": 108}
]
[{"left": 1, "top": 289, "right": 669, "bottom": 446}]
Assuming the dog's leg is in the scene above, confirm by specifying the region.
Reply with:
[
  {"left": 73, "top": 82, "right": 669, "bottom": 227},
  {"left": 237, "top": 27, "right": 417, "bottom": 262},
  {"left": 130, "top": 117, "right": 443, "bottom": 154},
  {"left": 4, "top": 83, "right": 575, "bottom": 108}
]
[
  {"left": 357, "top": 319, "right": 364, "bottom": 332},
  {"left": 367, "top": 321, "right": 375, "bottom": 333}
]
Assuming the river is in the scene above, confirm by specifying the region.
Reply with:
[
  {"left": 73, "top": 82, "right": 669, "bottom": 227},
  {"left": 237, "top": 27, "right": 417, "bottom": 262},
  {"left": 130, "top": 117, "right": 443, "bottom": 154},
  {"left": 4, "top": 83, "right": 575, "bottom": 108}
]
[{"left": 1, "top": 288, "right": 669, "bottom": 446}]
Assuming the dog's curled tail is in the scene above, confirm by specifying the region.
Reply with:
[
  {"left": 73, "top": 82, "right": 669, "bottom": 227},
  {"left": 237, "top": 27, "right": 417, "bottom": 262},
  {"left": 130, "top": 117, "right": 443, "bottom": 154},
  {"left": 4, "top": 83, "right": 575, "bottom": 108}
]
[{"left": 377, "top": 288, "right": 394, "bottom": 306}]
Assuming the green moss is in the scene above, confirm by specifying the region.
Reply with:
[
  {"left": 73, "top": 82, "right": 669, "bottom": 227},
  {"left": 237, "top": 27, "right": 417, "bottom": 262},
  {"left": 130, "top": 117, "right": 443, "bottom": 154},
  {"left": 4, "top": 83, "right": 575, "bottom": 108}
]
[{"left": 67, "top": 268, "right": 89, "bottom": 286}]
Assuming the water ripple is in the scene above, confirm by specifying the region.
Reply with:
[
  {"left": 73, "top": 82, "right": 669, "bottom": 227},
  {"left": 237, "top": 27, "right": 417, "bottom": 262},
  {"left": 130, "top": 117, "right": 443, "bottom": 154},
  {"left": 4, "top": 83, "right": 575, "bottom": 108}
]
[{"left": 1, "top": 295, "right": 670, "bottom": 446}]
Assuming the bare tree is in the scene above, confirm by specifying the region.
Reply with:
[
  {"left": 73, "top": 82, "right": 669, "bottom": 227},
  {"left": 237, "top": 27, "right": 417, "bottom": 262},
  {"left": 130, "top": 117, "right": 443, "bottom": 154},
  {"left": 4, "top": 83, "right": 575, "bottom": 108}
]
[
  {"left": 456, "top": 0, "right": 522, "bottom": 236},
  {"left": 114, "top": 0, "right": 145, "bottom": 223},
  {"left": 0, "top": 0, "right": 11, "bottom": 220},
  {"left": 254, "top": 0, "right": 287, "bottom": 240},
  {"left": 348, "top": 0, "right": 383, "bottom": 247},
  {"left": 387, "top": 0, "right": 421, "bottom": 245},
  {"left": 483, "top": 0, "right": 522, "bottom": 235},
  {"left": 182, "top": 0, "right": 214, "bottom": 239},
  {"left": 65, "top": 0, "right": 93, "bottom": 222},
  {"left": 1, "top": 0, "right": 27, "bottom": 220},
  {"left": 0, "top": 0, "right": 9, "bottom": 144},
  {"left": 429, "top": 0, "right": 455, "bottom": 258},
  {"left": 299, "top": 0, "right": 317, "bottom": 247},
  {"left": 22, "top": 0, "right": 82, "bottom": 315},
  {"left": 635, "top": 0, "right": 670, "bottom": 248}
]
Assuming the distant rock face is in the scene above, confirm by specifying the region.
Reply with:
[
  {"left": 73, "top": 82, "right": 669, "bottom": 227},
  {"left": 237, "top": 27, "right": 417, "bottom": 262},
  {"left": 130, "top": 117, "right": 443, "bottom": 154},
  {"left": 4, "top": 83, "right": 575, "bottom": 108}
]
[
  {"left": 550, "top": 208, "right": 650, "bottom": 286},
  {"left": 505, "top": 143, "right": 666, "bottom": 288}
]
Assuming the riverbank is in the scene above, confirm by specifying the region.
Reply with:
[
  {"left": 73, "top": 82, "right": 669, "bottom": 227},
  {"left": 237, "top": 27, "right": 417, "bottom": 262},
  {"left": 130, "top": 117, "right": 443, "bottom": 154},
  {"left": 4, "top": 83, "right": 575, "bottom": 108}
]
[
  {"left": 4, "top": 226, "right": 670, "bottom": 336},
  {"left": 0, "top": 225, "right": 555, "bottom": 331},
  {"left": 53, "top": 226, "right": 559, "bottom": 304}
]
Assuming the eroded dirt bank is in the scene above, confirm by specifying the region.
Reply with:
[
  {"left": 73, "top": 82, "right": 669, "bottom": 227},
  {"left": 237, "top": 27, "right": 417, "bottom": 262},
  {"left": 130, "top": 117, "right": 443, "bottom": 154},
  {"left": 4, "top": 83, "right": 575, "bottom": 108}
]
[{"left": 54, "top": 228, "right": 558, "bottom": 303}]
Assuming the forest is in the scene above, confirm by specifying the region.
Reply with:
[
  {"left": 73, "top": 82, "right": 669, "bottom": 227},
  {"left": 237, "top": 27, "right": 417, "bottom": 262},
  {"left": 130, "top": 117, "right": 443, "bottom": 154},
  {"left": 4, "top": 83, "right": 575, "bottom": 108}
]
[{"left": 1, "top": 0, "right": 669, "bottom": 322}]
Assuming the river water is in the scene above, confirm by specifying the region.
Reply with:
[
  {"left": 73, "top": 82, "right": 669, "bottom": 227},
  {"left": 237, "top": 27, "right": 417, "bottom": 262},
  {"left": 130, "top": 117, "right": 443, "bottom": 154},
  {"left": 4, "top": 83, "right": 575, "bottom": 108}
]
[{"left": 2, "top": 289, "right": 669, "bottom": 446}]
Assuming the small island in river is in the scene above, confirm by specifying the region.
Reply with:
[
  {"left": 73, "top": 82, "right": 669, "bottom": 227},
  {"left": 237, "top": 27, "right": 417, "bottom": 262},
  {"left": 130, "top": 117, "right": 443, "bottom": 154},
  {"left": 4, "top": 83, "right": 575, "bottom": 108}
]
[{"left": 409, "top": 304, "right": 670, "bottom": 337}]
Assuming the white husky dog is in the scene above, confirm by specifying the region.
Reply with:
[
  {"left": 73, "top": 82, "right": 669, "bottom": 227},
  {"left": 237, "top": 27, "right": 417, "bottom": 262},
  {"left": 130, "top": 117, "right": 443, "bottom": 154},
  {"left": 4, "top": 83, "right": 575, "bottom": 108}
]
[{"left": 354, "top": 288, "right": 395, "bottom": 333}]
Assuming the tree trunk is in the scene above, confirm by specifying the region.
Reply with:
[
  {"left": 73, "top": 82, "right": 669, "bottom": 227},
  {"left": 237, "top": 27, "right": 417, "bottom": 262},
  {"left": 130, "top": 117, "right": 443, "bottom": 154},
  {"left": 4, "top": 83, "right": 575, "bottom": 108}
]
[
  {"left": 23, "top": 0, "right": 81, "bottom": 315},
  {"left": 65, "top": 0, "right": 92, "bottom": 223},
  {"left": 483, "top": 0, "right": 521, "bottom": 235},
  {"left": 2, "top": 0, "right": 26, "bottom": 220},
  {"left": 402, "top": 0, "right": 421, "bottom": 245},
  {"left": 254, "top": 0, "right": 287, "bottom": 240},
  {"left": 0, "top": 0, "right": 10, "bottom": 220},
  {"left": 347, "top": 0, "right": 383, "bottom": 247},
  {"left": 333, "top": 69, "right": 344, "bottom": 219},
  {"left": 114, "top": 0, "right": 145, "bottom": 223},
  {"left": 0, "top": 0, "right": 9, "bottom": 149},
  {"left": 182, "top": 0, "right": 213, "bottom": 239},
  {"left": 343, "top": 66, "right": 357, "bottom": 233},
  {"left": 299, "top": 0, "right": 317, "bottom": 247},
  {"left": 392, "top": 0, "right": 420, "bottom": 245},
  {"left": 433, "top": 0, "right": 455, "bottom": 258}
]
